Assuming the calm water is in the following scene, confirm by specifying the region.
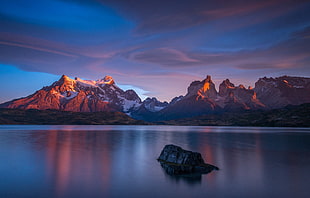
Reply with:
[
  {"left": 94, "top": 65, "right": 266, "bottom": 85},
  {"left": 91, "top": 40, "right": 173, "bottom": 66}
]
[{"left": 0, "top": 125, "right": 310, "bottom": 198}]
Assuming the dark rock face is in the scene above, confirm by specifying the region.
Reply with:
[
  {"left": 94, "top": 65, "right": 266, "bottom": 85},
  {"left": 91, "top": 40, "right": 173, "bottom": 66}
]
[
  {"left": 218, "top": 79, "right": 265, "bottom": 111},
  {"left": 254, "top": 76, "right": 310, "bottom": 109},
  {"left": 156, "top": 76, "right": 221, "bottom": 121},
  {"left": 186, "top": 75, "right": 217, "bottom": 100},
  {"left": 169, "top": 95, "right": 183, "bottom": 105},
  {"left": 157, "top": 95, "right": 220, "bottom": 121},
  {"left": 157, "top": 144, "right": 219, "bottom": 175}
]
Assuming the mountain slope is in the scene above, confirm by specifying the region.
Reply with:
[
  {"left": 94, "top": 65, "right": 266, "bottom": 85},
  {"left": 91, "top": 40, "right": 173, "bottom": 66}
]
[
  {"left": 254, "top": 76, "right": 310, "bottom": 108},
  {"left": 152, "top": 75, "right": 267, "bottom": 121},
  {"left": 1, "top": 74, "right": 309, "bottom": 122},
  {"left": 218, "top": 79, "right": 265, "bottom": 111},
  {"left": 0, "top": 75, "right": 142, "bottom": 113}
]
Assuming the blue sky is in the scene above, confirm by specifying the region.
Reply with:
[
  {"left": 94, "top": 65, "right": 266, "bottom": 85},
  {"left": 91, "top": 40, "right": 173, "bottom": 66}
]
[{"left": 0, "top": 0, "right": 309, "bottom": 102}]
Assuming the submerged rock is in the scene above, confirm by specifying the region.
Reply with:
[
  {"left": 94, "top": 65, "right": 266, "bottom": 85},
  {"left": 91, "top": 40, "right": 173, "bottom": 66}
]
[{"left": 157, "top": 144, "right": 219, "bottom": 175}]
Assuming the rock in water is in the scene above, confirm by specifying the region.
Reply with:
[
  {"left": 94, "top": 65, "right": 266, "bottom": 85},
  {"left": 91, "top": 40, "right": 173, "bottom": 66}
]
[{"left": 157, "top": 144, "right": 219, "bottom": 175}]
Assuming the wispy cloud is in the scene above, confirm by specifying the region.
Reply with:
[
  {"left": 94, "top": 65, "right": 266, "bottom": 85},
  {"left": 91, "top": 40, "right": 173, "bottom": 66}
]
[
  {"left": 131, "top": 48, "right": 200, "bottom": 66},
  {"left": 0, "top": 41, "right": 77, "bottom": 58}
]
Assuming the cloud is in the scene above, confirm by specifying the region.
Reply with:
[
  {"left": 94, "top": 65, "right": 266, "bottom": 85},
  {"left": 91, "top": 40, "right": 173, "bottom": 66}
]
[
  {"left": 97, "top": 0, "right": 309, "bottom": 34},
  {"left": 0, "top": 41, "right": 77, "bottom": 58},
  {"left": 131, "top": 48, "right": 200, "bottom": 66},
  {"left": 128, "top": 26, "right": 310, "bottom": 72}
]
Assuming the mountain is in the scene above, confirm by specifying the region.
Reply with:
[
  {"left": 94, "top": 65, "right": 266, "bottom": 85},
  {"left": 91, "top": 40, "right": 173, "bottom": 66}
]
[
  {"left": 151, "top": 75, "right": 267, "bottom": 121},
  {"left": 218, "top": 79, "right": 265, "bottom": 111},
  {"left": 151, "top": 76, "right": 220, "bottom": 120},
  {"left": 140, "top": 75, "right": 309, "bottom": 121},
  {"left": 128, "top": 97, "right": 168, "bottom": 121},
  {"left": 1, "top": 74, "right": 309, "bottom": 122},
  {"left": 0, "top": 75, "right": 142, "bottom": 113},
  {"left": 254, "top": 76, "right": 310, "bottom": 108},
  {"left": 140, "top": 97, "right": 168, "bottom": 112}
]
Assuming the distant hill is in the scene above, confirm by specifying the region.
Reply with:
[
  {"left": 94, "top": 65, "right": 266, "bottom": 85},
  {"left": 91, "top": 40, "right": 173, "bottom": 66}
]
[
  {"left": 0, "top": 108, "right": 146, "bottom": 125},
  {"left": 162, "top": 103, "right": 310, "bottom": 127}
]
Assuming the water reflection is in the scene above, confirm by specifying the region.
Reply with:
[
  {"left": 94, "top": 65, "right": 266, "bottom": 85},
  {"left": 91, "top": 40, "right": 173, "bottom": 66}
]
[
  {"left": 0, "top": 126, "right": 309, "bottom": 198},
  {"left": 163, "top": 172, "right": 203, "bottom": 186},
  {"left": 40, "top": 131, "right": 114, "bottom": 197}
]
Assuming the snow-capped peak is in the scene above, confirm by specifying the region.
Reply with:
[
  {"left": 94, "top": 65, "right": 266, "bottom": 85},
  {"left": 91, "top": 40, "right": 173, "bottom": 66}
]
[
  {"left": 75, "top": 77, "right": 97, "bottom": 87},
  {"left": 73, "top": 76, "right": 115, "bottom": 88},
  {"left": 97, "top": 76, "right": 115, "bottom": 85}
]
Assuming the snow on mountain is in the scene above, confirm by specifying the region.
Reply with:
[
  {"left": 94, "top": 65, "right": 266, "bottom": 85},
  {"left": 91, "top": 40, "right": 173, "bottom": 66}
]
[
  {"left": 1, "top": 74, "right": 309, "bottom": 121},
  {"left": 141, "top": 97, "right": 168, "bottom": 112},
  {"left": 169, "top": 96, "right": 183, "bottom": 105},
  {"left": 0, "top": 75, "right": 142, "bottom": 113}
]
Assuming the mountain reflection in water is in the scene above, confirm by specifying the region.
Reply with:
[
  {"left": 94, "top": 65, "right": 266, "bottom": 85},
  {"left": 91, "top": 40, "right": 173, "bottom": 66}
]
[{"left": 0, "top": 125, "right": 309, "bottom": 198}]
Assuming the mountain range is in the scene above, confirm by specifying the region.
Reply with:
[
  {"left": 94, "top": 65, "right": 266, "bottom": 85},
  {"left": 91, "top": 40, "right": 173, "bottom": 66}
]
[{"left": 1, "top": 74, "right": 310, "bottom": 121}]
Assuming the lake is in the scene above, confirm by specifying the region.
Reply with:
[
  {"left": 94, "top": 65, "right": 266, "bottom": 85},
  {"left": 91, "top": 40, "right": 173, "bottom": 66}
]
[{"left": 0, "top": 125, "right": 310, "bottom": 198}]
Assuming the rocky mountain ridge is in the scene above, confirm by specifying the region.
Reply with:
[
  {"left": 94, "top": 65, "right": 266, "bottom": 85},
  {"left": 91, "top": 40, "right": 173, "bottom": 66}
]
[
  {"left": 0, "top": 75, "right": 142, "bottom": 113},
  {"left": 1, "top": 74, "right": 309, "bottom": 121},
  {"left": 254, "top": 76, "right": 310, "bottom": 108}
]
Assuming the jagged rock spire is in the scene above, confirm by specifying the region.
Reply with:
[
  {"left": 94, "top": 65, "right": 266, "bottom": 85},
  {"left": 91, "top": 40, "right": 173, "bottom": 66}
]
[{"left": 186, "top": 75, "right": 217, "bottom": 100}]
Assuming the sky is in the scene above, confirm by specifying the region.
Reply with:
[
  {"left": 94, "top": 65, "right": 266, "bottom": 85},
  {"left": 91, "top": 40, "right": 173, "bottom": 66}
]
[{"left": 0, "top": 0, "right": 309, "bottom": 103}]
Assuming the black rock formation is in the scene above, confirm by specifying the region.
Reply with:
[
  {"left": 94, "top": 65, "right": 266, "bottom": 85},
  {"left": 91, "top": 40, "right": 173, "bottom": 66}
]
[{"left": 157, "top": 144, "right": 219, "bottom": 175}]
